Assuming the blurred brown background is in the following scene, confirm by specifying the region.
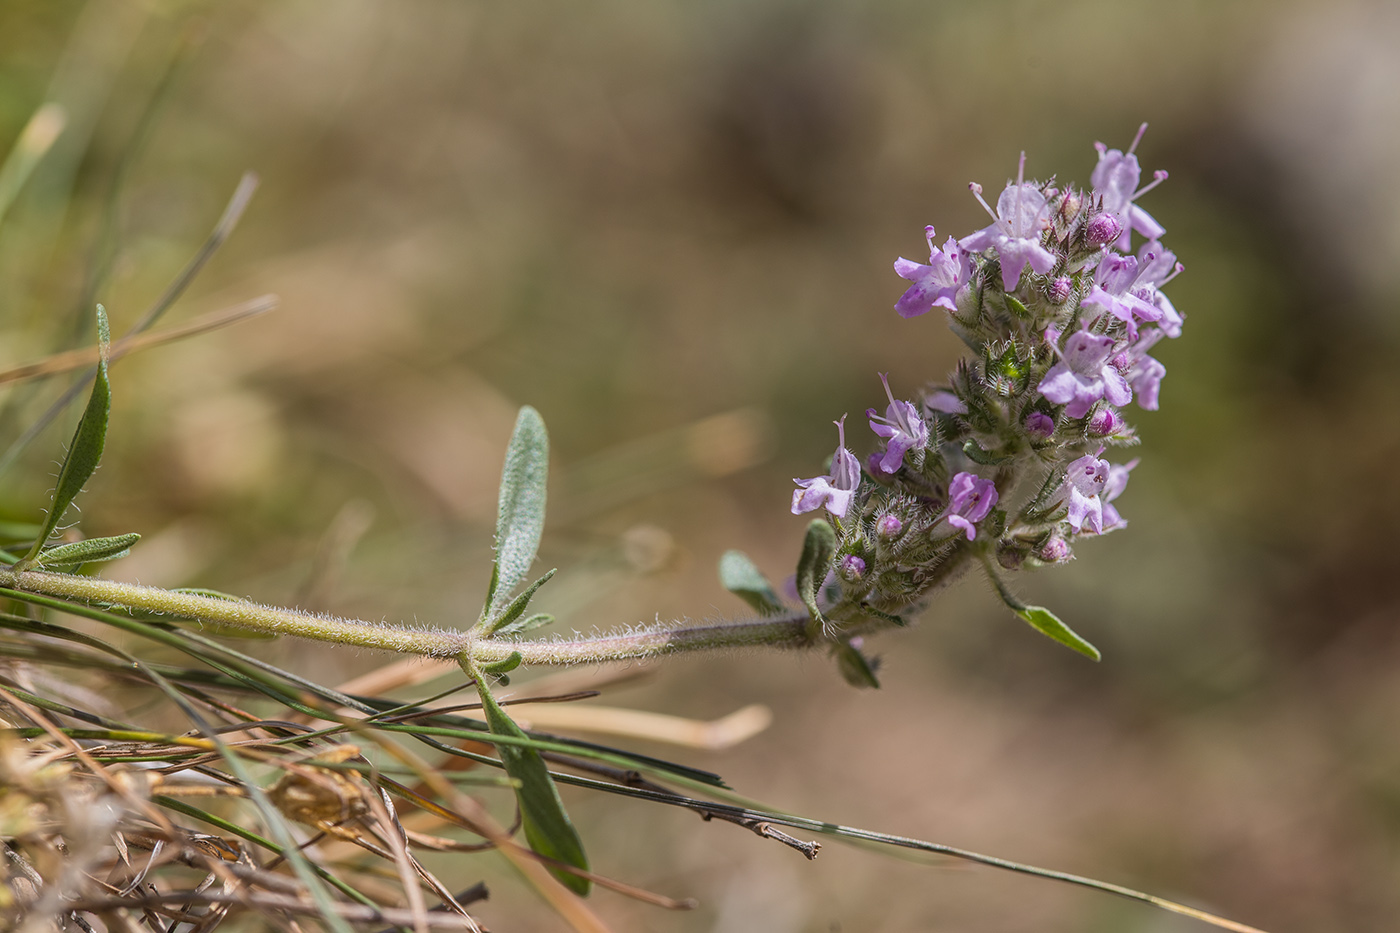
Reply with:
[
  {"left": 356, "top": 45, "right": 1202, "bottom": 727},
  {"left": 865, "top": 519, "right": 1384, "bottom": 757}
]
[{"left": 2, "top": 1, "right": 1399, "bottom": 930}]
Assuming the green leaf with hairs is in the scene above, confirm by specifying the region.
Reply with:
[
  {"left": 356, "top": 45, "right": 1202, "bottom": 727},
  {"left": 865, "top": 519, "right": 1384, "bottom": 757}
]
[
  {"left": 795, "top": 519, "right": 836, "bottom": 624},
  {"left": 1013, "top": 605, "right": 1101, "bottom": 661},
  {"left": 479, "top": 651, "right": 522, "bottom": 676},
  {"left": 962, "top": 439, "right": 1015, "bottom": 465},
  {"left": 27, "top": 307, "right": 111, "bottom": 561},
  {"left": 718, "top": 549, "right": 786, "bottom": 616},
  {"left": 982, "top": 555, "right": 1100, "bottom": 660},
  {"left": 494, "top": 612, "right": 555, "bottom": 638},
  {"left": 481, "top": 568, "right": 555, "bottom": 636},
  {"left": 485, "top": 406, "right": 549, "bottom": 620},
  {"left": 469, "top": 665, "right": 591, "bottom": 895},
  {"left": 834, "top": 641, "right": 881, "bottom": 688},
  {"left": 33, "top": 533, "right": 139, "bottom": 567}
]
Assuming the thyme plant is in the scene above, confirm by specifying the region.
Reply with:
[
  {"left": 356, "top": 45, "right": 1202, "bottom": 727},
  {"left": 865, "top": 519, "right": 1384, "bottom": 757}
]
[{"left": 0, "top": 108, "right": 1270, "bottom": 933}]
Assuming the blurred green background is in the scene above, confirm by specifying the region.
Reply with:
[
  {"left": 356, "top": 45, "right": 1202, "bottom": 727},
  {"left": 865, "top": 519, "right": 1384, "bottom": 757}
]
[{"left": 3, "top": 1, "right": 1399, "bottom": 930}]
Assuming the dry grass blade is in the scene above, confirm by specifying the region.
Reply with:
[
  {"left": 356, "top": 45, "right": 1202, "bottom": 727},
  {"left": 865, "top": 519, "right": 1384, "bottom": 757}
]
[
  {"left": 511, "top": 702, "right": 772, "bottom": 750},
  {"left": 62, "top": 890, "right": 488, "bottom": 929},
  {"left": 363, "top": 786, "right": 440, "bottom": 933},
  {"left": 0, "top": 102, "right": 66, "bottom": 228},
  {"left": 0, "top": 295, "right": 277, "bottom": 387},
  {"left": 344, "top": 723, "right": 616, "bottom": 933}
]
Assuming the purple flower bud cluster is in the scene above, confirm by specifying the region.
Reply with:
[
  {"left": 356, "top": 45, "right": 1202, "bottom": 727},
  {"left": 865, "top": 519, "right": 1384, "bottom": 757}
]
[{"left": 787, "top": 125, "right": 1182, "bottom": 627}]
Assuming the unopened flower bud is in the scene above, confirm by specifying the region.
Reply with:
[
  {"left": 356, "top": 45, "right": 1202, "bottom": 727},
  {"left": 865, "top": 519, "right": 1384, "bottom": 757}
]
[
  {"left": 1089, "top": 407, "right": 1125, "bottom": 437},
  {"left": 840, "top": 555, "right": 867, "bottom": 581},
  {"left": 1039, "top": 536, "right": 1072, "bottom": 562},
  {"left": 1024, "top": 411, "right": 1055, "bottom": 438},
  {"left": 1084, "top": 211, "right": 1123, "bottom": 248},
  {"left": 1057, "top": 189, "right": 1084, "bottom": 225},
  {"left": 997, "top": 543, "right": 1025, "bottom": 570},
  {"left": 877, "top": 514, "right": 903, "bottom": 538},
  {"left": 1046, "top": 276, "right": 1072, "bottom": 304}
]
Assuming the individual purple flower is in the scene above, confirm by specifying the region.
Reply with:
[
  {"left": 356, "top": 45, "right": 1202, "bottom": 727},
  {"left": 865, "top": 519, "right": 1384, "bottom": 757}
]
[
  {"left": 1037, "top": 328, "right": 1132, "bottom": 419},
  {"left": 866, "top": 373, "right": 929, "bottom": 474},
  {"left": 961, "top": 152, "right": 1057, "bottom": 290},
  {"left": 792, "top": 416, "right": 862, "bottom": 518},
  {"left": 1089, "top": 459, "right": 1138, "bottom": 534},
  {"left": 943, "top": 471, "right": 998, "bottom": 540},
  {"left": 894, "top": 226, "right": 973, "bottom": 318},
  {"left": 1128, "top": 352, "right": 1166, "bottom": 411},
  {"left": 1081, "top": 251, "right": 1161, "bottom": 340},
  {"left": 1133, "top": 240, "right": 1185, "bottom": 338},
  {"left": 1024, "top": 410, "right": 1056, "bottom": 438},
  {"left": 1058, "top": 450, "right": 1110, "bottom": 534},
  {"left": 1117, "top": 329, "right": 1167, "bottom": 411},
  {"left": 1091, "top": 123, "right": 1168, "bottom": 250},
  {"left": 924, "top": 390, "right": 966, "bottom": 415}
]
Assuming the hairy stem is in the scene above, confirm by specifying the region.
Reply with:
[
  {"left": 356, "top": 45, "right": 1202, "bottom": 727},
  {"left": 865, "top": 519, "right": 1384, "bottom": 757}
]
[{"left": 0, "top": 567, "right": 813, "bottom": 664}]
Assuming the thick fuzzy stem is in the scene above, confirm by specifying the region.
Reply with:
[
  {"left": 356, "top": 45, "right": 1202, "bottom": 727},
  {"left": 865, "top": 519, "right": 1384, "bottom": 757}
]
[{"left": 0, "top": 567, "right": 813, "bottom": 664}]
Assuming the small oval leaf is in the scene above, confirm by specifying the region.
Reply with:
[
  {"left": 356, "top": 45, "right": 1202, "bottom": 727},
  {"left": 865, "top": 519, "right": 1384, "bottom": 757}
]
[
  {"left": 482, "top": 568, "right": 555, "bottom": 636},
  {"left": 961, "top": 439, "right": 1015, "bottom": 465},
  {"left": 494, "top": 612, "right": 555, "bottom": 638},
  {"left": 795, "top": 519, "right": 836, "bottom": 624},
  {"left": 834, "top": 642, "right": 881, "bottom": 688},
  {"left": 488, "top": 406, "right": 549, "bottom": 619},
  {"left": 1015, "top": 605, "right": 1101, "bottom": 661},
  {"left": 27, "top": 307, "right": 111, "bottom": 560},
  {"left": 981, "top": 555, "right": 1100, "bottom": 660},
  {"left": 480, "top": 650, "right": 523, "bottom": 676},
  {"left": 33, "top": 532, "right": 139, "bottom": 567},
  {"left": 718, "top": 550, "right": 786, "bottom": 616}
]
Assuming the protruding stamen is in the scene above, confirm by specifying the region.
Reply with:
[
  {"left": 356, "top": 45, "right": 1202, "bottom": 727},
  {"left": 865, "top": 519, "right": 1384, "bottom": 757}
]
[
  {"left": 834, "top": 414, "right": 848, "bottom": 448},
  {"left": 1159, "top": 261, "right": 1184, "bottom": 287},
  {"left": 1134, "top": 252, "right": 1156, "bottom": 286},
  {"left": 969, "top": 182, "right": 998, "bottom": 222},
  {"left": 924, "top": 225, "right": 936, "bottom": 251},
  {"left": 1014, "top": 152, "right": 1027, "bottom": 233},
  {"left": 1134, "top": 170, "right": 1168, "bottom": 199},
  {"left": 879, "top": 371, "right": 897, "bottom": 408},
  {"left": 1128, "top": 122, "right": 1149, "bottom": 155},
  {"left": 1094, "top": 141, "right": 1107, "bottom": 157}
]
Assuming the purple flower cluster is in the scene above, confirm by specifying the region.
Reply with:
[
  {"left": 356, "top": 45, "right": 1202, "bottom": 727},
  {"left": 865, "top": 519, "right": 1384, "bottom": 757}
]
[{"left": 783, "top": 124, "right": 1183, "bottom": 635}]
